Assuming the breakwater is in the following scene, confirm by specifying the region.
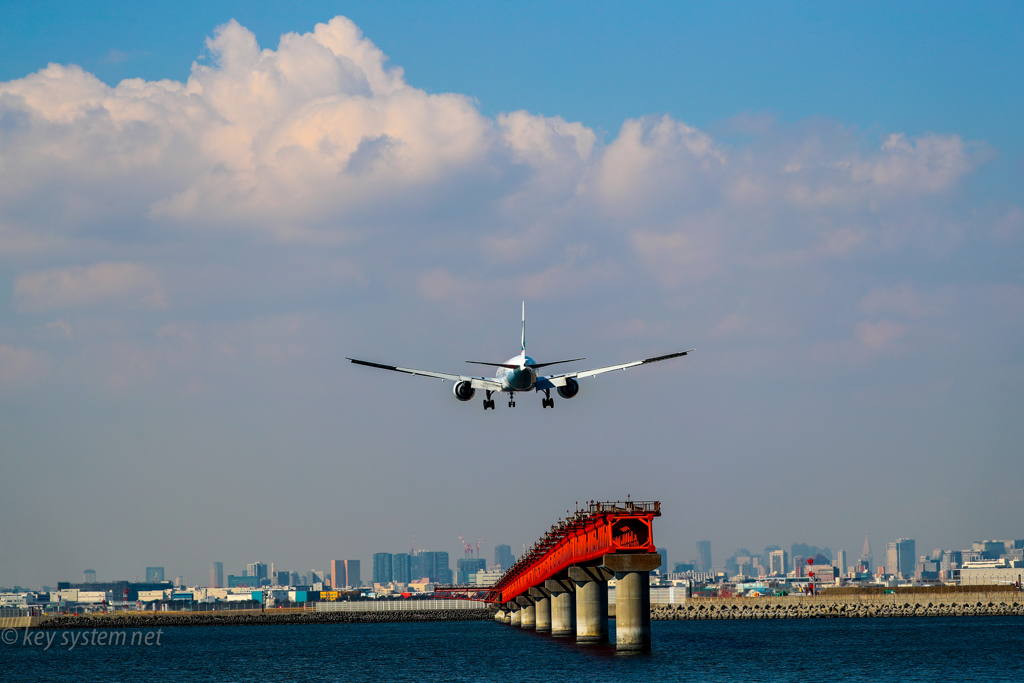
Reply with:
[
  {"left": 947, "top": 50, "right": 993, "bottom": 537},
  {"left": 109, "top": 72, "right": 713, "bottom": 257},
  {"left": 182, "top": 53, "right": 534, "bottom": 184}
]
[
  {"left": 650, "top": 592, "right": 1023, "bottom": 620},
  {"left": 34, "top": 609, "right": 492, "bottom": 630}
]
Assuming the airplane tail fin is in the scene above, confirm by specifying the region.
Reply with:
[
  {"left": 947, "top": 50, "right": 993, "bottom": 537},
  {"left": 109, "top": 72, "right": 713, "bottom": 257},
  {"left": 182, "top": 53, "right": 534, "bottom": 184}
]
[{"left": 521, "top": 301, "right": 526, "bottom": 355}]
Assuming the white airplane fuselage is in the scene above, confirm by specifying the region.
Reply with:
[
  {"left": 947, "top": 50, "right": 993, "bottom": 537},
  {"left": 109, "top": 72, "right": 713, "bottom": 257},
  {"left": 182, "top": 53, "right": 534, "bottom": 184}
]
[{"left": 496, "top": 354, "right": 538, "bottom": 393}]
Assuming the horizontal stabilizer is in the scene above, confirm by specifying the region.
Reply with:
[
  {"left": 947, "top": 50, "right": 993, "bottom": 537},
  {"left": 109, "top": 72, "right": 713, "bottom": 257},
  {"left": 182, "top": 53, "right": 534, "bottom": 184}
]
[
  {"left": 526, "top": 357, "right": 585, "bottom": 369},
  {"left": 465, "top": 361, "right": 518, "bottom": 369}
]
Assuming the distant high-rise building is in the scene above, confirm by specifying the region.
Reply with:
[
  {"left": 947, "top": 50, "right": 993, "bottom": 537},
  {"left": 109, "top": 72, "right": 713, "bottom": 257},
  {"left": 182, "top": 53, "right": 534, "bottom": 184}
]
[
  {"left": 835, "top": 550, "right": 847, "bottom": 576},
  {"left": 145, "top": 567, "right": 165, "bottom": 583},
  {"left": 274, "top": 570, "right": 291, "bottom": 586},
  {"left": 791, "top": 543, "right": 832, "bottom": 564},
  {"left": 247, "top": 562, "right": 268, "bottom": 582},
  {"left": 886, "top": 542, "right": 899, "bottom": 576},
  {"left": 373, "top": 553, "right": 393, "bottom": 584},
  {"left": 428, "top": 552, "right": 444, "bottom": 583},
  {"left": 860, "top": 534, "right": 873, "bottom": 569},
  {"left": 418, "top": 551, "right": 451, "bottom": 583},
  {"left": 419, "top": 552, "right": 438, "bottom": 582},
  {"left": 494, "top": 545, "right": 515, "bottom": 572},
  {"left": 346, "top": 560, "right": 361, "bottom": 587},
  {"left": 84, "top": 569, "right": 96, "bottom": 583},
  {"left": 329, "top": 559, "right": 362, "bottom": 587},
  {"left": 972, "top": 541, "right": 1006, "bottom": 560},
  {"left": 655, "top": 548, "right": 668, "bottom": 575},
  {"left": 174, "top": 576, "right": 186, "bottom": 588},
  {"left": 885, "top": 539, "right": 915, "bottom": 578},
  {"left": 410, "top": 554, "right": 423, "bottom": 580},
  {"left": 897, "top": 539, "right": 915, "bottom": 579},
  {"left": 311, "top": 569, "right": 325, "bottom": 586},
  {"left": 697, "top": 541, "right": 712, "bottom": 573},
  {"left": 290, "top": 572, "right": 300, "bottom": 585},
  {"left": 437, "top": 553, "right": 451, "bottom": 584},
  {"left": 769, "top": 549, "right": 788, "bottom": 575},
  {"left": 330, "top": 560, "right": 345, "bottom": 588},
  {"left": 456, "top": 558, "right": 486, "bottom": 584},
  {"left": 392, "top": 553, "right": 412, "bottom": 583},
  {"left": 210, "top": 562, "right": 223, "bottom": 588}
]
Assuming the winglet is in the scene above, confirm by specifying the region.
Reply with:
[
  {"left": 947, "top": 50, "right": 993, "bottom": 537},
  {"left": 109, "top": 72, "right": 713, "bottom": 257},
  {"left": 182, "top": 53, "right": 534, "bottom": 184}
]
[{"left": 521, "top": 301, "right": 526, "bottom": 355}]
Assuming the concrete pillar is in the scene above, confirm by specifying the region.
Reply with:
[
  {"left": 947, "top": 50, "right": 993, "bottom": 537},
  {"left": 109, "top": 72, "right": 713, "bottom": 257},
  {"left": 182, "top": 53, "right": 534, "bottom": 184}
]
[
  {"left": 516, "top": 595, "right": 536, "bottom": 629},
  {"left": 545, "top": 578, "right": 576, "bottom": 636},
  {"left": 510, "top": 604, "right": 521, "bottom": 627},
  {"left": 614, "top": 571, "right": 651, "bottom": 651},
  {"left": 529, "top": 587, "right": 552, "bottom": 633},
  {"left": 494, "top": 609, "right": 505, "bottom": 623},
  {"left": 604, "top": 553, "right": 661, "bottom": 652},
  {"left": 568, "top": 565, "right": 614, "bottom": 642}
]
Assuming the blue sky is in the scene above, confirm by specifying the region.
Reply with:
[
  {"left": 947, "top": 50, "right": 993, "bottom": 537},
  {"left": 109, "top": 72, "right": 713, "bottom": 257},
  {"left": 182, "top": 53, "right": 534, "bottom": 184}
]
[
  {"left": 4, "top": 2, "right": 1022, "bottom": 148},
  {"left": 0, "top": 2, "right": 1021, "bottom": 587}
]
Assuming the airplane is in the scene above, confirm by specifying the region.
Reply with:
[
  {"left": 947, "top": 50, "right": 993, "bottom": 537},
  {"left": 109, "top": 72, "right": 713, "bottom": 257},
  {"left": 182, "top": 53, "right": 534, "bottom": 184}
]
[{"left": 346, "top": 303, "right": 694, "bottom": 410}]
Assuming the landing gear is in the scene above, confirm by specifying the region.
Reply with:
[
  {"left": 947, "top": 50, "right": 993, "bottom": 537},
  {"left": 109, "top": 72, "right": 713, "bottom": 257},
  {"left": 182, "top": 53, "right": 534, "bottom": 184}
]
[
  {"left": 541, "top": 389, "right": 554, "bottom": 408},
  {"left": 483, "top": 391, "right": 495, "bottom": 410},
  {"left": 508, "top": 393, "right": 516, "bottom": 408}
]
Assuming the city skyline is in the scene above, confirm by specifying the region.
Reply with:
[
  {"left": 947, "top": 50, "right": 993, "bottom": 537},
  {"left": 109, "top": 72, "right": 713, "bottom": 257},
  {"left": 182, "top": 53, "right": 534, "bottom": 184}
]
[
  {"left": 1, "top": 4, "right": 1021, "bottom": 588},
  {"left": 9, "top": 529, "right": 1021, "bottom": 591}
]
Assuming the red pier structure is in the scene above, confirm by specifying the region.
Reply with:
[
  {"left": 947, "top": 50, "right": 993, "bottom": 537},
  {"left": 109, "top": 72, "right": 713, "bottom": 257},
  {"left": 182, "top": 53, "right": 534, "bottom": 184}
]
[{"left": 434, "top": 499, "right": 662, "bottom": 651}]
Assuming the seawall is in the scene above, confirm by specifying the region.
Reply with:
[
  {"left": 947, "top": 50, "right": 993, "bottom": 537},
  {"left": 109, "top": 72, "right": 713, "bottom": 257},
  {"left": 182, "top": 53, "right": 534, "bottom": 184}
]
[
  {"left": 30, "top": 609, "right": 492, "bottom": 630},
  {"left": 649, "top": 592, "right": 1024, "bottom": 620}
]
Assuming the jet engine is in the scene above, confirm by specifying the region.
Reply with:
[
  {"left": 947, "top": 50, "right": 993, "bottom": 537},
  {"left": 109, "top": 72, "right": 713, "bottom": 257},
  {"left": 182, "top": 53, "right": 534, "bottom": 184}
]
[
  {"left": 453, "top": 380, "right": 476, "bottom": 402},
  {"left": 556, "top": 377, "right": 579, "bottom": 399}
]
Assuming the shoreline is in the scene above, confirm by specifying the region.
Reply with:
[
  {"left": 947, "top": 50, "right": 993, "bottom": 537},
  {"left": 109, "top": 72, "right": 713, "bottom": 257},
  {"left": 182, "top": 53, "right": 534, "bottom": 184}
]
[
  {"left": 26, "top": 609, "right": 492, "bottom": 630},
  {"left": 10, "top": 591, "right": 1023, "bottom": 629}
]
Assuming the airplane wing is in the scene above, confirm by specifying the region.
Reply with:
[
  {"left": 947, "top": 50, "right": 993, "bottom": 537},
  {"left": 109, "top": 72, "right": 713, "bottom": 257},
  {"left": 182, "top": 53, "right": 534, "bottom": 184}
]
[
  {"left": 346, "top": 358, "right": 504, "bottom": 391},
  {"left": 535, "top": 349, "right": 694, "bottom": 389}
]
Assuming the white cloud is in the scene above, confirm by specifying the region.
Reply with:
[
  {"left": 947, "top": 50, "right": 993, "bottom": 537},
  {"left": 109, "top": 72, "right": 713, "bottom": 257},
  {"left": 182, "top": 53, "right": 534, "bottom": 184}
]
[
  {"left": 631, "top": 229, "right": 722, "bottom": 285},
  {"left": 0, "top": 13, "right": 1012, "bottom": 393},
  {"left": 865, "top": 133, "right": 978, "bottom": 192},
  {"left": 595, "top": 115, "right": 725, "bottom": 211},
  {"left": 14, "top": 262, "right": 165, "bottom": 311},
  {"left": 860, "top": 283, "right": 942, "bottom": 318},
  {"left": 855, "top": 320, "right": 908, "bottom": 350},
  {"left": 0, "top": 14, "right": 989, "bottom": 268}
]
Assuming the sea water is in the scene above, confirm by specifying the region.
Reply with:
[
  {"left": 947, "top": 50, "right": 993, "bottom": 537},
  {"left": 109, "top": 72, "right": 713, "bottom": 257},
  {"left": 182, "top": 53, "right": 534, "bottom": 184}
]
[{"left": 4, "top": 616, "right": 1023, "bottom": 682}]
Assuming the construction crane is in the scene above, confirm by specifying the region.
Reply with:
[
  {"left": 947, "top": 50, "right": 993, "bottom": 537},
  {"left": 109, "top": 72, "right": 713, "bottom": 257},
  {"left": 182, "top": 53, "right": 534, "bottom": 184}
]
[
  {"left": 458, "top": 534, "right": 474, "bottom": 558},
  {"left": 475, "top": 538, "right": 486, "bottom": 559}
]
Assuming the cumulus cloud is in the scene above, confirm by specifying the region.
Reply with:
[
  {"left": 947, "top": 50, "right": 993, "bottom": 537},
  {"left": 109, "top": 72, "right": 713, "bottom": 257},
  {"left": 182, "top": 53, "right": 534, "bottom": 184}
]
[
  {"left": 1, "top": 15, "right": 985, "bottom": 256},
  {"left": 0, "top": 13, "right": 1010, "bottom": 388}
]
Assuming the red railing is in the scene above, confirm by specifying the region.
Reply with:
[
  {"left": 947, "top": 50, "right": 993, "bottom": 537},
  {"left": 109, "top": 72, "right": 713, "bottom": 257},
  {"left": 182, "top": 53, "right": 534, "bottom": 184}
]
[
  {"left": 434, "top": 500, "right": 660, "bottom": 604},
  {"left": 431, "top": 586, "right": 493, "bottom": 601}
]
